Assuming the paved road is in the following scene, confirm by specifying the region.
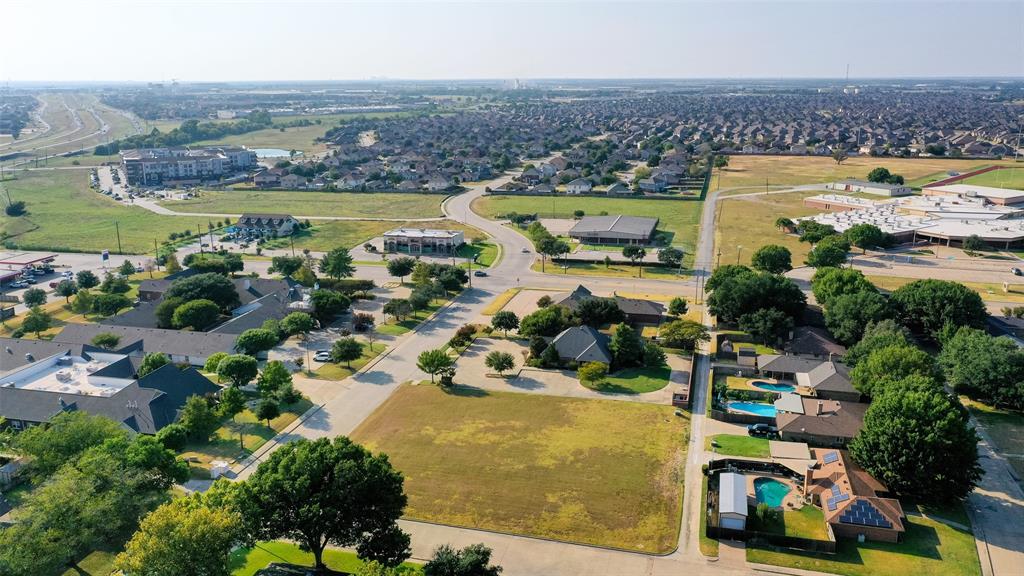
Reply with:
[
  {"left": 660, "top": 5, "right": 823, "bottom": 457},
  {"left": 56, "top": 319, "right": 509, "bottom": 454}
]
[{"left": 967, "top": 416, "right": 1024, "bottom": 576}]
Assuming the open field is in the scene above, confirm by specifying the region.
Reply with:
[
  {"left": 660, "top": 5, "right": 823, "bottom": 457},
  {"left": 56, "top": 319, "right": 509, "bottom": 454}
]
[
  {"left": 961, "top": 167, "right": 1024, "bottom": 190},
  {"left": 715, "top": 155, "right": 1017, "bottom": 190},
  {"left": 264, "top": 219, "right": 484, "bottom": 252},
  {"left": 963, "top": 397, "right": 1024, "bottom": 482},
  {"left": 193, "top": 124, "right": 330, "bottom": 155},
  {"left": 866, "top": 275, "right": 1024, "bottom": 303},
  {"left": 472, "top": 195, "right": 703, "bottom": 255},
  {"left": 530, "top": 259, "right": 686, "bottom": 280},
  {"left": 0, "top": 170, "right": 212, "bottom": 254},
  {"left": 715, "top": 190, "right": 822, "bottom": 266},
  {"left": 747, "top": 512, "right": 980, "bottom": 576},
  {"left": 159, "top": 190, "right": 446, "bottom": 218},
  {"left": 352, "top": 384, "right": 688, "bottom": 552}
]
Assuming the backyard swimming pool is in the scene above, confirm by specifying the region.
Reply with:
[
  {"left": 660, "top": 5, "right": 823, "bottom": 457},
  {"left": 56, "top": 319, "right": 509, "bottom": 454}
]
[
  {"left": 727, "top": 401, "right": 777, "bottom": 418},
  {"left": 754, "top": 477, "right": 791, "bottom": 508},
  {"left": 750, "top": 380, "right": 796, "bottom": 393}
]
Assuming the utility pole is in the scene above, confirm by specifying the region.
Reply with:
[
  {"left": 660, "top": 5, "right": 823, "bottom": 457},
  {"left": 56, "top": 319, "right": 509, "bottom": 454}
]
[
  {"left": 736, "top": 246, "right": 743, "bottom": 264},
  {"left": 115, "top": 221, "right": 123, "bottom": 255}
]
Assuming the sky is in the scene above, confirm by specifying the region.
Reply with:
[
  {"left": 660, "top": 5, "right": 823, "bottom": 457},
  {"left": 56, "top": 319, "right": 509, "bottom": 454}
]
[{"left": 4, "top": 0, "right": 1023, "bottom": 82}]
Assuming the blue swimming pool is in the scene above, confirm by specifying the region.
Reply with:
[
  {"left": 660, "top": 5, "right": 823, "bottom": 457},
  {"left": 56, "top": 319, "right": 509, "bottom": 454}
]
[
  {"left": 727, "top": 401, "right": 777, "bottom": 418},
  {"left": 751, "top": 380, "right": 796, "bottom": 393},
  {"left": 755, "top": 477, "right": 791, "bottom": 507}
]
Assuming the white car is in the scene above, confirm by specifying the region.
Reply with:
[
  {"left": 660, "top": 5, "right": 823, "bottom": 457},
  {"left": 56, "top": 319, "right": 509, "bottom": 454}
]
[{"left": 314, "top": 351, "right": 332, "bottom": 362}]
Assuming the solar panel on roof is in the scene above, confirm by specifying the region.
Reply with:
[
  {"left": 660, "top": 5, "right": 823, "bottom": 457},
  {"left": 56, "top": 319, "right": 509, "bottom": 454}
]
[
  {"left": 830, "top": 484, "right": 842, "bottom": 496},
  {"left": 823, "top": 451, "right": 839, "bottom": 464},
  {"left": 838, "top": 500, "right": 892, "bottom": 529}
]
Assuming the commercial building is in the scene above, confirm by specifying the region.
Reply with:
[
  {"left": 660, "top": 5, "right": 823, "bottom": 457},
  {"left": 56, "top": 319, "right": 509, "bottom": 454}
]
[
  {"left": 121, "top": 146, "right": 258, "bottom": 185},
  {"left": 922, "top": 183, "right": 1024, "bottom": 206},
  {"left": 568, "top": 215, "right": 659, "bottom": 245},
  {"left": 826, "top": 179, "right": 912, "bottom": 197},
  {"left": 382, "top": 228, "right": 464, "bottom": 255}
]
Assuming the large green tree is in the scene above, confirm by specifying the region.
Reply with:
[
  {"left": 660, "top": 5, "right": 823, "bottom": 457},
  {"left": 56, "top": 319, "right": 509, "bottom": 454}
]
[
  {"left": 236, "top": 437, "right": 411, "bottom": 571},
  {"left": 738, "top": 307, "right": 793, "bottom": 346},
  {"left": 804, "top": 235, "right": 850, "bottom": 268},
  {"left": 166, "top": 273, "right": 240, "bottom": 310},
  {"left": 423, "top": 543, "right": 503, "bottom": 576},
  {"left": 417, "top": 349, "right": 454, "bottom": 383},
  {"left": 706, "top": 269, "right": 805, "bottom": 323},
  {"left": 490, "top": 310, "right": 519, "bottom": 337},
  {"left": 824, "top": 290, "right": 892, "bottom": 345},
  {"left": 217, "top": 354, "right": 259, "bottom": 387},
  {"left": 844, "top": 223, "right": 887, "bottom": 253},
  {"left": 939, "top": 327, "right": 1024, "bottom": 409},
  {"left": 320, "top": 247, "right": 355, "bottom": 279},
  {"left": 386, "top": 256, "right": 417, "bottom": 284},
  {"left": 331, "top": 337, "right": 364, "bottom": 368},
  {"left": 138, "top": 352, "right": 170, "bottom": 378},
  {"left": 850, "top": 344, "right": 943, "bottom": 397},
  {"left": 172, "top": 298, "right": 221, "bottom": 331},
  {"left": 891, "top": 279, "right": 987, "bottom": 341},
  {"left": 845, "top": 319, "right": 913, "bottom": 366},
  {"left": 311, "top": 289, "right": 351, "bottom": 323},
  {"left": 750, "top": 244, "right": 792, "bottom": 274},
  {"left": 609, "top": 323, "right": 644, "bottom": 368},
  {"left": 12, "top": 411, "right": 127, "bottom": 479},
  {"left": 235, "top": 328, "right": 280, "bottom": 355},
  {"left": 519, "top": 305, "right": 572, "bottom": 337},
  {"left": 659, "top": 319, "right": 710, "bottom": 350},
  {"left": 810, "top": 266, "right": 876, "bottom": 308}
]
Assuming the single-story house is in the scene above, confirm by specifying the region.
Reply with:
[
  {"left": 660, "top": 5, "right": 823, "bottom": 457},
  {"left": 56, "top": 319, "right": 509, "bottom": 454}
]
[
  {"left": 718, "top": 472, "right": 748, "bottom": 530},
  {"left": 758, "top": 354, "right": 859, "bottom": 402},
  {"left": 606, "top": 182, "right": 631, "bottom": 195},
  {"left": 568, "top": 215, "right": 659, "bottom": 245},
  {"left": 551, "top": 326, "right": 612, "bottom": 364},
  {"left": 803, "top": 449, "right": 905, "bottom": 543},
  {"left": 774, "top": 394, "right": 868, "bottom": 447},
  {"left": 613, "top": 295, "right": 665, "bottom": 325}
]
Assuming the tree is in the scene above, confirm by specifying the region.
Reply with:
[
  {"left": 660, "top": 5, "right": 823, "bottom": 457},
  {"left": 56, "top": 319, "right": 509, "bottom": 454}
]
[
  {"left": 844, "top": 223, "right": 886, "bottom": 253},
  {"left": 75, "top": 269, "right": 99, "bottom": 290},
  {"left": 657, "top": 247, "right": 684, "bottom": 268},
  {"left": 386, "top": 256, "right": 417, "bottom": 284},
  {"left": 890, "top": 279, "right": 987, "bottom": 341},
  {"left": 962, "top": 234, "right": 987, "bottom": 253},
  {"left": 484, "top": 351, "right": 515, "bottom": 376},
  {"left": 179, "top": 395, "right": 220, "bottom": 441},
  {"left": 810, "top": 267, "right": 876, "bottom": 308},
  {"left": 866, "top": 167, "right": 894, "bottom": 183},
  {"left": 137, "top": 352, "right": 170, "bottom": 378},
  {"left": 120, "top": 259, "right": 138, "bottom": 277},
  {"left": 668, "top": 296, "right": 688, "bottom": 317},
  {"left": 573, "top": 297, "right": 625, "bottom": 328},
  {"left": 417, "top": 349, "right": 454, "bottom": 383},
  {"left": 610, "top": 323, "right": 644, "bottom": 368},
  {"left": 166, "top": 272, "right": 239, "bottom": 310},
  {"left": 423, "top": 543, "right": 502, "bottom": 576},
  {"left": 805, "top": 235, "right": 850, "bottom": 268},
  {"left": 21, "top": 306, "right": 51, "bottom": 337},
  {"left": 256, "top": 399, "right": 281, "bottom": 428},
  {"left": 540, "top": 341, "right": 561, "bottom": 368},
  {"left": 271, "top": 255, "right": 305, "bottom": 277},
  {"left": 115, "top": 495, "right": 242, "bottom": 576},
  {"left": 217, "top": 354, "right": 259, "bottom": 387},
  {"left": 90, "top": 332, "right": 121, "bottom": 350},
  {"left": 774, "top": 217, "right": 795, "bottom": 232},
  {"left": 155, "top": 296, "right": 185, "bottom": 328},
  {"left": 13, "top": 411, "right": 127, "bottom": 479},
  {"left": 849, "top": 386, "right": 982, "bottom": 502},
  {"left": 331, "top": 337, "right": 364, "bottom": 368},
  {"left": 235, "top": 328, "right": 279, "bottom": 355},
  {"left": 845, "top": 319, "right": 912, "bottom": 366},
  {"left": 490, "top": 310, "right": 519, "bottom": 337},
  {"left": 536, "top": 295, "right": 553, "bottom": 308},
  {"left": 218, "top": 384, "right": 247, "bottom": 421},
  {"left": 622, "top": 245, "right": 646, "bottom": 266},
  {"left": 320, "top": 247, "right": 355, "bottom": 279},
  {"left": 850, "top": 344, "right": 943, "bottom": 397},
  {"left": 99, "top": 271, "right": 131, "bottom": 294},
  {"left": 707, "top": 270, "right": 806, "bottom": 323},
  {"left": 55, "top": 279, "right": 78, "bottom": 302},
  {"left": 172, "top": 298, "right": 221, "bottom": 331},
  {"left": 164, "top": 253, "right": 183, "bottom": 274},
  {"left": 92, "top": 293, "right": 132, "bottom": 316},
  {"left": 294, "top": 264, "right": 317, "bottom": 286},
  {"left": 519, "top": 305, "right": 571, "bottom": 337},
  {"left": 155, "top": 423, "right": 188, "bottom": 451},
  {"left": 713, "top": 155, "right": 729, "bottom": 169},
  {"left": 539, "top": 238, "right": 570, "bottom": 271},
  {"left": 236, "top": 437, "right": 410, "bottom": 571},
  {"left": 738, "top": 308, "right": 793, "bottom": 346},
  {"left": 203, "top": 352, "right": 229, "bottom": 375},
  {"left": 796, "top": 221, "right": 837, "bottom": 244},
  {"left": 310, "top": 289, "right": 350, "bottom": 323},
  {"left": 281, "top": 311, "right": 316, "bottom": 336},
  {"left": 659, "top": 319, "right": 710, "bottom": 350},
  {"left": 383, "top": 298, "right": 413, "bottom": 322},
  {"left": 257, "top": 360, "right": 292, "bottom": 399},
  {"left": 71, "top": 288, "right": 95, "bottom": 314},
  {"left": 824, "top": 290, "right": 892, "bottom": 345},
  {"left": 750, "top": 245, "right": 792, "bottom": 274},
  {"left": 21, "top": 287, "right": 45, "bottom": 307},
  {"left": 939, "top": 327, "right": 1024, "bottom": 410},
  {"left": 832, "top": 146, "right": 848, "bottom": 165}
]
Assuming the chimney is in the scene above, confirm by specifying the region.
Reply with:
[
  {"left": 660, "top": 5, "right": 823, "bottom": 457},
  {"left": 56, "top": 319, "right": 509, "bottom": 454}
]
[
  {"left": 243, "top": 278, "right": 251, "bottom": 291},
  {"left": 816, "top": 401, "right": 823, "bottom": 416}
]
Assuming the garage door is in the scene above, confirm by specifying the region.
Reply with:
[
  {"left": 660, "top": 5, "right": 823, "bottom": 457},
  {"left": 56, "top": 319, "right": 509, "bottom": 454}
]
[{"left": 720, "top": 516, "right": 746, "bottom": 530}]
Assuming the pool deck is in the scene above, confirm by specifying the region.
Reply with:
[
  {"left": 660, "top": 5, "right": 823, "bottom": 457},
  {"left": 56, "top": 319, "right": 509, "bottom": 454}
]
[{"left": 748, "top": 474, "right": 804, "bottom": 511}]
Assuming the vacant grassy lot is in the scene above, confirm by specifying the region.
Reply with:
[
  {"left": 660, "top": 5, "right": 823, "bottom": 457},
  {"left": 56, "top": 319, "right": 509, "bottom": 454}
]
[
  {"left": 715, "top": 190, "right": 823, "bottom": 266},
  {"left": 230, "top": 541, "right": 423, "bottom": 576},
  {"left": 457, "top": 240, "right": 499, "bottom": 267},
  {"left": 747, "top": 513, "right": 980, "bottom": 576},
  {"left": 716, "top": 155, "right": 1013, "bottom": 190},
  {"left": 866, "top": 275, "right": 1024, "bottom": 303},
  {"left": 964, "top": 398, "right": 1024, "bottom": 482},
  {"left": 0, "top": 170, "right": 212, "bottom": 253},
  {"left": 262, "top": 219, "right": 483, "bottom": 252},
  {"left": 584, "top": 365, "right": 672, "bottom": 394},
  {"left": 159, "top": 191, "right": 445, "bottom": 219},
  {"left": 705, "top": 434, "right": 769, "bottom": 458},
  {"left": 472, "top": 195, "right": 702, "bottom": 255},
  {"left": 530, "top": 259, "right": 685, "bottom": 280},
  {"left": 352, "top": 384, "right": 688, "bottom": 552},
  {"left": 961, "top": 167, "right": 1024, "bottom": 191},
  {"left": 193, "top": 124, "right": 330, "bottom": 155}
]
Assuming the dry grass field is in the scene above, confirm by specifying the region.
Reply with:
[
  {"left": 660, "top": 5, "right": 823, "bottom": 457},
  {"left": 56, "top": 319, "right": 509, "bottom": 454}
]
[{"left": 715, "top": 190, "right": 823, "bottom": 266}]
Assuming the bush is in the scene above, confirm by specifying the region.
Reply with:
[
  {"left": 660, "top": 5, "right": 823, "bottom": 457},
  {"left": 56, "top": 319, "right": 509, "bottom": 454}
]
[
  {"left": 155, "top": 423, "right": 188, "bottom": 451},
  {"left": 578, "top": 361, "right": 608, "bottom": 383}
]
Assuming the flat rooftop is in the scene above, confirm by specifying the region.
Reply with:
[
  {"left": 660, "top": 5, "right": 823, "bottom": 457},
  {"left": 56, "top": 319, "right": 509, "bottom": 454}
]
[
  {"left": 383, "top": 228, "right": 463, "bottom": 239},
  {"left": 925, "top": 184, "right": 1024, "bottom": 201},
  {"left": 0, "top": 354, "right": 132, "bottom": 397},
  {"left": 569, "top": 215, "right": 659, "bottom": 236}
]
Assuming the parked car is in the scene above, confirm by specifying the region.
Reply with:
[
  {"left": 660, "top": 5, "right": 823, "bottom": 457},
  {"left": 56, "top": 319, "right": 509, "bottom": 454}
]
[
  {"left": 747, "top": 423, "right": 779, "bottom": 438},
  {"left": 1012, "top": 267, "right": 1022, "bottom": 276},
  {"left": 8, "top": 281, "right": 28, "bottom": 289},
  {"left": 473, "top": 270, "right": 487, "bottom": 277},
  {"left": 313, "top": 351, "right": 332, "bottom": 362}
]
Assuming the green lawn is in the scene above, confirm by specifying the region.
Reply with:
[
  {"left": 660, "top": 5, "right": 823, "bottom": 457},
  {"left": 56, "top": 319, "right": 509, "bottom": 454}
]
[
  {"left": 60, "top": 550, "right": 116, "bottom": 576},
  {"left": 584, "top": 365, "right": 672, "bottom": 394},
  {"left": 747, "top": 514, "right": 980, "bottom": 576},
  {"left": 352, "top": 384, "right": 688, "bottom": 553},
  {"left": 159, "top": 191, "right": 445, "bottom": 219},
  {"left": 0, "top": 170, "right": 214, "bottom": 254},
  {"left": 472, "top": 195, "right": 702, "bottom": 256},
  {"left": 748, "top": 505, "right": 829, "bottom": 540},
  {"left": 263, "top": 219, "right": 484, "bottom": 252},
  {"left": 961, "top": 167, "right": 1024, "bottom": 191},
  {"left": 378, "top": 302, "right": 444, "bottom": 336},
  {"left": 311, "top": 342, "right": 386, "bottom": 380},
  {"left": 457, "top": 240, "right": 499, "bottom": 267},
  {"left": 531, "top": 259, "right": 686, "bottom": 280},
  {"left": 705, "top": 434, "right": 770, "bottom": 458},
  {"left": 230, "top": 541, "right": 422, "bottom": 576}
]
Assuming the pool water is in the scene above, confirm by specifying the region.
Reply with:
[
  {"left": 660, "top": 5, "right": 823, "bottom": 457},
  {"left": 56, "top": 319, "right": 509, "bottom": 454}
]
[
  {"left": 755, "top": 477, "right": 791, "bottom": 507},
  {"left": 727, "top": 401, "right": 777, "bottom": 417},
  {"left": 751, "top": 380, "right": 796, "bottom": 393}
]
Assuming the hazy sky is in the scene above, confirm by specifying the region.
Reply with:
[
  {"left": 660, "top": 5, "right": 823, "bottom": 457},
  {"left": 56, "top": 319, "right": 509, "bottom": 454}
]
[{"left": 5, "top": 0, "right": 1023, "bottom": 82}]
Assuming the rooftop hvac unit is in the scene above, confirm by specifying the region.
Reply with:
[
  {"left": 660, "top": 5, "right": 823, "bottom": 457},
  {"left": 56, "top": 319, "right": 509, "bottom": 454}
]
[
  {"left": 85, "top": 363, "right": 100, "bottom": 373},
  {"left": 55, "top": 370, "right": 72, "bottom": 382}
]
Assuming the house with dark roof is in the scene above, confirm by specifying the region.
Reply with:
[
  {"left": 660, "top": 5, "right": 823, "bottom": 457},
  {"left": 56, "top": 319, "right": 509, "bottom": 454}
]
[
  {"left": 551, "top": 326, "right": 612, "bottom": 365},
  {"left": 774, "top": 394, "right": 868, "bottom": 447},
  {"left": 0, "top": 350, "right": 218, "bottom": 433},
  {"left": 613, "top": 295, "right": 665, "bottom": 325},
  {"left": 237, "top": 213, "right": 299, "bottom": 237},
  {"left": 568, "top": 215, "right": 659, "bottom": 245},
  {"left": 803, "top": 448, "right": 905, "bottom": 543},
  {"left": 54, "top": 324, "right": 238, "bottom": 367},
  {"left": 758, "top": 354, "right": 860, "bottom": 402}
]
